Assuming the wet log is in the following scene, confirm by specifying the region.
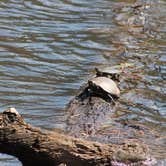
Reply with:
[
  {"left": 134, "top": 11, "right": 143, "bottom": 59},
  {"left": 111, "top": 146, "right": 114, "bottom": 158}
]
[
  {"left": 66, "top": 96, "right": 116, "bottom": 141},
  {"left": 0, "top": 108, "right": 155, "bottom": 166}
]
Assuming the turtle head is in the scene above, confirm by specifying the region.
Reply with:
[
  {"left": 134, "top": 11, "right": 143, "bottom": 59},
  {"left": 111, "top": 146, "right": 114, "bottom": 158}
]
[{"left": 95, "top": 67, "right": 103, "bottom": 77}]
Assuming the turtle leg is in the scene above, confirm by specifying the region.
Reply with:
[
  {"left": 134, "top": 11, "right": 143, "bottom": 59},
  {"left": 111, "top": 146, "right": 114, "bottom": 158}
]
[
  {"left": 76, "top": 87, "right": 91, "bottom": 104},
  {"left": 87, "top": 88, "right": 93, "bottom": 107},
  {"left": 107, "top": 94, "right": 116, "bottom": 105}
]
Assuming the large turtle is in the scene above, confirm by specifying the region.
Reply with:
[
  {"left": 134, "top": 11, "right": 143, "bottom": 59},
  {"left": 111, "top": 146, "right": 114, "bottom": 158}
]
[{"left": 87, "top": 77, "right": 120, "bottom": 103}]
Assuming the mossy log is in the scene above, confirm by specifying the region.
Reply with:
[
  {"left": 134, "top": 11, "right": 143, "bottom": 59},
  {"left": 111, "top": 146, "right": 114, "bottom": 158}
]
[{"left": 0, "top": 108, "right": 156, "bottom": 166}]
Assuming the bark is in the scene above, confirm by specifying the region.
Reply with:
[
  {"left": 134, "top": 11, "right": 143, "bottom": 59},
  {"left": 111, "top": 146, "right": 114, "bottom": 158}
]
[{"left": 0, "top": 108, "right": 155, "bottom": 166}]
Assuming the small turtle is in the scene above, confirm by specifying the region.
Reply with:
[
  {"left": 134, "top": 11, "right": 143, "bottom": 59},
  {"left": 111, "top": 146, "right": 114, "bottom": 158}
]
[
  {"left": 95, "top": 63, "right": 133, "bottom": 81},
  {"left": 95, "top": 67, "right": 121, "bottom": 82},
  {"left": 87, "top": 77, "right": 120, "bottom": 103}
]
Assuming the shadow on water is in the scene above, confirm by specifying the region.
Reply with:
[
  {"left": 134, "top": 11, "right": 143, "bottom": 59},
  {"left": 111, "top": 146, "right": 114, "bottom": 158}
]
[{"left": 0, "top": 0, "right": 165, "bottom": 165}]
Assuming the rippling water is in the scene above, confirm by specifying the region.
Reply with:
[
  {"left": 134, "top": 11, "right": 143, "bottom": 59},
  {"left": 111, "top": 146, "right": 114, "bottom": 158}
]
[{"left": 0, "top": 0, "right": 165, "bottom": 165}]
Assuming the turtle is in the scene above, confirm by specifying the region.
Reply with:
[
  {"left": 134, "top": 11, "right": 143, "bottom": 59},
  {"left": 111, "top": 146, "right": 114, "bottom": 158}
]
[
  {"left": 95, "top": 67, "right": 121, "bottom": 82},
  {"left": 87, "top": 76, "right": 120, "bottom": 103},
  {"left": 95, "top": 63, "right": 133, "bottom": 82}
]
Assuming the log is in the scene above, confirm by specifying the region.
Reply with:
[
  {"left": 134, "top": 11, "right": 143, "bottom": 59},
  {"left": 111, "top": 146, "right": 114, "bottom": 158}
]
[{"left": 0, "top": 108, "right": 156, "bottom": 166}]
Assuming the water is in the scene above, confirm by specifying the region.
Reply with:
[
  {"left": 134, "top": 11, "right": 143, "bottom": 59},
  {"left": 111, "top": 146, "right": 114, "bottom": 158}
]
[{"left": 0, "top": 0, "right": 165, "bottom": 165}]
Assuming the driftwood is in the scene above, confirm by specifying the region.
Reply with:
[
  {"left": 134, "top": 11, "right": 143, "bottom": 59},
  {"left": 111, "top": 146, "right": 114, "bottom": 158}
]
[{"left": 0, "top": 108, "right": 156, "bottom": 166}]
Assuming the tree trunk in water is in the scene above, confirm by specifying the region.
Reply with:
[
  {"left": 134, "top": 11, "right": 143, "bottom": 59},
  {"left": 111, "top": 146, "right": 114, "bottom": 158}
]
[{"left": 0, "top": 108, "right": 155, "bottom": 166}]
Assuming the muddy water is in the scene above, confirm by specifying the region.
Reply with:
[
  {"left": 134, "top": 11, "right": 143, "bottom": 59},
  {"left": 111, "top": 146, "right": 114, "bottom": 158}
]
[{"left": 0, "top": 0, "right": 165, "bottom": 165}]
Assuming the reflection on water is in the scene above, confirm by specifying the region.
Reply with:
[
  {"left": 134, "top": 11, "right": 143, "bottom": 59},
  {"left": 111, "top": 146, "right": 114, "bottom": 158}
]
[{"left": 0, "top": 0, "right": 165, "bottom": 165}]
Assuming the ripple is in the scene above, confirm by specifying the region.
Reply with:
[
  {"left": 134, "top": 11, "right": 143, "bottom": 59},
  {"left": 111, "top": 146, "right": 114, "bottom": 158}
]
[{"left": 0, "top": 0, "right": 166, "bottom": 165}]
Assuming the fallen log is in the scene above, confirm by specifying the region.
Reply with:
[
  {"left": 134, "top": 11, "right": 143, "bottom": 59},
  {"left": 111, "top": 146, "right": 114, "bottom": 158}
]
[{"left": 0, "top": 108, "right": 156, "bottom": 166}]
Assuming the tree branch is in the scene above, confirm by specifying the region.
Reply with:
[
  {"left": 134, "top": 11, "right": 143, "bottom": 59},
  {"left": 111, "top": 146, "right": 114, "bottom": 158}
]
[{"left": 0, "top": 108, "right": 156, "bottom": 166}]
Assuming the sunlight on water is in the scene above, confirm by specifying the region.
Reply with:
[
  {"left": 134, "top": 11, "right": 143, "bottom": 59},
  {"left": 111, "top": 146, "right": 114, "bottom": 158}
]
[{"left": 0, "top": 0, "right": 165, "bottom": 165}]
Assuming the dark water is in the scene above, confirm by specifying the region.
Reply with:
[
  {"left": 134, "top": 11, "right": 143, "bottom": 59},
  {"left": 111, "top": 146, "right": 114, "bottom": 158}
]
[{"left": 0, "top": 0, "right": 165, "bottom": 165}]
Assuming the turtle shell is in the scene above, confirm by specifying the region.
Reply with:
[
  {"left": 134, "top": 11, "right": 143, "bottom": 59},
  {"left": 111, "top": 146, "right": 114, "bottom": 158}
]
[
  {"left": 95, "top": 67, "right": 121, "bottom": 75},
  {"left": 96, "top": 63, "right": 133, "bottom": 75},
  {"left": 89, "top": 77, "right": 120, "bottom": 97}
]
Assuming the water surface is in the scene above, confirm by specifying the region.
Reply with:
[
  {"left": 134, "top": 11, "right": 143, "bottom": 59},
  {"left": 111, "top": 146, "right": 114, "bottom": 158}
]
[{"left": 0, "top": 0, "right": 165, "bottom": 165}]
